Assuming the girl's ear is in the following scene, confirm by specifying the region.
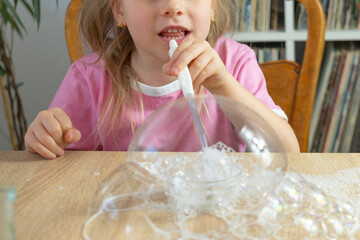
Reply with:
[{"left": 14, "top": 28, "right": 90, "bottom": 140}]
[{"left": 111, "top": 1, "right": 126, "bottom": 25}]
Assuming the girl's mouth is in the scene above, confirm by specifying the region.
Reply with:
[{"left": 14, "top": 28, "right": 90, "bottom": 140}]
[
  {"left": 158, "top": 26, "right": 190, "bottom": 41},
  {"left": 159, "top": 29, "right": 190, "bottom": 40}
]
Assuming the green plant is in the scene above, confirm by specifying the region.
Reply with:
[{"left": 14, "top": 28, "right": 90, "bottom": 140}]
[{"left": 0, "top": 0, "right": 57, "bottom": 149}]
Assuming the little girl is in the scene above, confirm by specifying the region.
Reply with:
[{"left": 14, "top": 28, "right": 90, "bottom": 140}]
[{"left": 25, "top": 0, "right": 300, "bottom": 159}]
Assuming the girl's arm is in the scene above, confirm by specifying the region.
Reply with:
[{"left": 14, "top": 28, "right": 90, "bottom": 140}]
[
  {"left": 210, "top": 71, "right": 300, "bottom": 152},
  {"left": 165, "top": 39, "right": 300, "bottom": 152}
]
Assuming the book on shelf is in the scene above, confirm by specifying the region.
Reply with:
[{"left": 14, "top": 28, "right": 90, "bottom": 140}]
[
  {"left": 295, "top": 3, "right": 307, "bottom": 30},
  {"left": 338, "top": 51, "right": 360, "bottom": 152},
  {"left": 253, "top": 46, "right": 285, "bottom": 63},
  {"left": 318, "top": 47, "right": 347, "bottom": 152},
  {"left": 340, "top": 57, "right": 360, "bottom": 152},
  {"left": 310, "top": 43, "right": 342, "bottom": 152},
  {"left": 238, "top": 0, "right": 284, "bottom": 32},
  {"left": 326, "top": 0, "right": 335, "bottom": 29},
  {"left": 323, "top": 45, "right": 356, "bottom": 152},
  {"left": 334, "top": 50, "right": 359, "bottom": 151},
  {"left": 296, "top": 0, "right": 360, "bottom": 30},
  {"left": 271, "top": 0, "right": 279, "bottom": 30},
  {"left": 322, "top": 0, "right": 329, "bottom": 17},
  {"left": 355, "top": 0, "right": 360, "bottom": 29},
  {"left": 239, "top": 0, "right": 246, "bottom": 31},
  {"left": 255, "top": 0, "right": 262, "bottom": 31},
  {"left": 265, "top": 0, "right": 272, "bottom": 31},
  {"left": 250, "top": 0, "right": 257, "bottom": 32},
  {"left": 334, "top": 0, "right": 340, "bottom": 29},
  {"left": 350, "top": 104, "right": 360, "bottom": 152},
  {"left": 310, "top": 42, "right": 360, "bottom": 152},
  {"left": 309, "top": 42, "right": 337, "bottom": 149},
  {"left": 277, "top": 0, "right": 284, "bottom": 30},
  {"left": 344, "top": 0, "right": 354, "bottom": 29},
  {"left": 244, "top": 0, "right": 252, "bottom": 32}
]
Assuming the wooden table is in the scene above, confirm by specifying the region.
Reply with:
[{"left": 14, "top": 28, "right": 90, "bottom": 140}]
[{"left": 0, "top": 151, "right": 359, "bottom": 239}]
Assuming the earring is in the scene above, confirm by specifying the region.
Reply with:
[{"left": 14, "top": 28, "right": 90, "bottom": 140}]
[
  {"left": 211, "top": 17, "right": 215, "bottom": 24},
  {"left": 117, "top": 22, "right": 126, "bottom": 29}
]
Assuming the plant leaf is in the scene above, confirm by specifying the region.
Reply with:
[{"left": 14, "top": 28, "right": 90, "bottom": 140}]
[
  {"left": 1, "top": 0, "right": 27, "bottom": 33},
  {"left": 12, "top": 18, "right": 23, "bottom": 38},
  {"left": 4, "top": 82, "right": 24, "bottom": 90},
  {"left": 15, "top": 82, "right": 24, "bottom": 89},
  {"left": 32, "top": 0, "right": 41, "bottom": 29},
  {"left": 0, "top": 65, "right": 6, "bottom": 76},
  {"left": 0, "top": 5, "right": 24, "bottom": 38},
  {"left": 19, "top": 0, "right": 35, "bottom": 17}
]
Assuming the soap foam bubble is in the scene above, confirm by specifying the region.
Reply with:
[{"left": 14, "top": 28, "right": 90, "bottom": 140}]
[
  {"left": 83, "top": 95, "right": 359, "bottom": 239},
  {"left": 83, "top": 148, "right": 360, "bottom": 239}
]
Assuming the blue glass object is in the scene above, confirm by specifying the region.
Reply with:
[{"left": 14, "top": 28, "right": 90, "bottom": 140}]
[{"left": 0, "top": 185, "right": 16, "bottom": 240}]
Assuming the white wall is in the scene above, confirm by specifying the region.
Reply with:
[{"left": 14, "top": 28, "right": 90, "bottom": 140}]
[{"left": 0, "top": 0, "right": 71, "bottom": 149}]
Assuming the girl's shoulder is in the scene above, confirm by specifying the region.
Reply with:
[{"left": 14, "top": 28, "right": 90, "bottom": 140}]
[
  {"left": 64, "top": 52, "right": 110, "bottom": 89},
  {"left": 214, "top": 37, "right": 257, "bottom": 74},
  {"left": 70, "top": 52, "right": 106, "bottom": 73},
  {"left": 214, "top": 37, "right": 255, "bottom": 59}
]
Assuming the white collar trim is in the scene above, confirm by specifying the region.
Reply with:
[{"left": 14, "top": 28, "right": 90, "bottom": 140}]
[{"left": 131, "top": 80, "right": 181, "bottom": 97}]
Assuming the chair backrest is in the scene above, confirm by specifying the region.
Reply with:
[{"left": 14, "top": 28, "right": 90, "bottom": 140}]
[
  {"left": 65, "top": 0, "right": 84, "bottom": 63},
  {"left": 65, "top": 0, "right": 326, "bottom": 152}
]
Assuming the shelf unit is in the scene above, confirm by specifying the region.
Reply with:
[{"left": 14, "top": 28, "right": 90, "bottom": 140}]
[{"left": 228, "top": 1, "right": 360, "bottom": 61}]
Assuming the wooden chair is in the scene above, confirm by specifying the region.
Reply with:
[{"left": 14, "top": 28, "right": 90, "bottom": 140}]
[
  {"left": 260, "top": 0, "right": 325, "bottom": 152},
  {"left": 65, "top": 0, "right": 326, "bottom": 152}
]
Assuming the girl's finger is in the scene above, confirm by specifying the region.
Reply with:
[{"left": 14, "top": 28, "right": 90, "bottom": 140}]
[
  {"left": 193, "top": 58, "right": 217, "bottom": 90},
  {"left": 37, "top": 110, "right": 64, "bottom": 144},
  {"left": 64, "top": 128, "right": 81, "bottom": 144},
  {"left": 167, "top": 40, "right": 206, "bottom": 75},
  {"left": 33, "top": 123, "right": 65, "bottom": 157},
  {"left": 188, "top": 51, "right": 213, "bottom": 83},
  {"left": 168, "top": 38, "right": 194, "bottom": 63},
  {"left": 25, "top": 131, "right": 57, "bottom": 159},
  {"left": 173, "top": 42, "right": 206, "bottom": 74},
  {"left": 50, "top": 107, "right": 73, "bottom": 132}
]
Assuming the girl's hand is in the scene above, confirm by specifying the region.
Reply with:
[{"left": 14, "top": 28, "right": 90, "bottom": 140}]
[
  {"left": 163, "top": 39, "right": 232, "bottom": 93},
  {"left": 24, "top": 107, "right": 81, "bottom": 159}
]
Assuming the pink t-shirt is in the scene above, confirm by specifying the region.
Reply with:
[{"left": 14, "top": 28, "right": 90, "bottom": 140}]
[{"left": 50, "top": 37, "right": 286, "bottom": 151}]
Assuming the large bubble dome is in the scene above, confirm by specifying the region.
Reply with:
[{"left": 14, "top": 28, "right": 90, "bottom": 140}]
[{"left": 83, "top": 95, "right": 359, "bottom": 239}]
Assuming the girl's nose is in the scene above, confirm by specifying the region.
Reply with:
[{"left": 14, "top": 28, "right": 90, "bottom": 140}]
[{"left": 161, "top": 0, "right": 184, "bottom": 16}]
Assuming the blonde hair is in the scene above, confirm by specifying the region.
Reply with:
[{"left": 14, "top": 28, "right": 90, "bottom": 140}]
[{"left": 79, "top": 0, "right": 240, "bottom": 143}]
